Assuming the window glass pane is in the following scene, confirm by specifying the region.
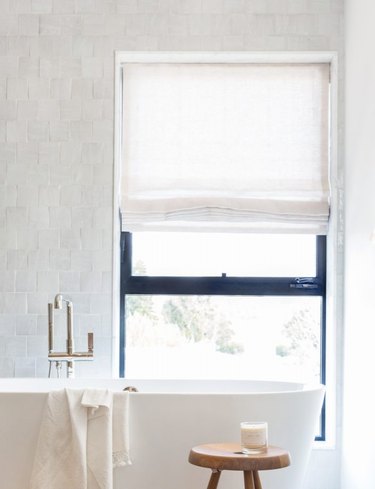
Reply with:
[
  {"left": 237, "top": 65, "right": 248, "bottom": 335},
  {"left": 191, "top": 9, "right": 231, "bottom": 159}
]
[
  {"left": 132, "top": 233, "right": 316, "bottom": 277},
  {"left": 124, "top": 295, "right": 321, "bottom": 384}
]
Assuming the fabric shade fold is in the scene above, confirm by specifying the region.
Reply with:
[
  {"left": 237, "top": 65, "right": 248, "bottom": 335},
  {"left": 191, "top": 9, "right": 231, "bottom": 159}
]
[{"left": 121, "top": 61, "right": 330, "bottom": 234}]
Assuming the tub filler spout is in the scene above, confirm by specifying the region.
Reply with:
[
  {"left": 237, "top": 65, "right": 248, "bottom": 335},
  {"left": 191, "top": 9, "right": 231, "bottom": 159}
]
[{"left": 47, "top": 294, "right": 94, "bottom": 378}]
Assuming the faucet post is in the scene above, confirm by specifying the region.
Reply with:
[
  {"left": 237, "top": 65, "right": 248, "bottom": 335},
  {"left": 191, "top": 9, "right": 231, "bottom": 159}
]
[
  {"left": 66, "top": 301, "right": 74, "bottom": 356},
  {"left": 48, "top": 303, "right": 54, "bottom": 353},
  {"left": 47, "top": 294, "right": 94, "bottom": 378}
]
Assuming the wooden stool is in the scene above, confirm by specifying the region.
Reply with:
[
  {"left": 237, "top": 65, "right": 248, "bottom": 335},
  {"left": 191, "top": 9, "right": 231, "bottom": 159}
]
[{"left": 189, "top": 443, "right": 290, "bottom": 489}]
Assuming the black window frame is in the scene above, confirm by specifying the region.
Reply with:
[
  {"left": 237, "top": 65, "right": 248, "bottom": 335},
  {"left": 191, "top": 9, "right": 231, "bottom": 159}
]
[{"left": 120, "top": 231, "right": 327, "bottom": 440}]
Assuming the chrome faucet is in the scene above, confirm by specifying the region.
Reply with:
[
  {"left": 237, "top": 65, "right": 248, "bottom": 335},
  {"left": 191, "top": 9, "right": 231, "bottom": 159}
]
[{"left": 48, "top": 294, "right": 94, "bottom": 378}]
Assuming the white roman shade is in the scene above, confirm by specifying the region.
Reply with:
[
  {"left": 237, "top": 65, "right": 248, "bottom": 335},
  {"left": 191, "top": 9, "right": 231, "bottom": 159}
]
[{"left": 121, "top": 61, "right": 330, "bottom": 233}]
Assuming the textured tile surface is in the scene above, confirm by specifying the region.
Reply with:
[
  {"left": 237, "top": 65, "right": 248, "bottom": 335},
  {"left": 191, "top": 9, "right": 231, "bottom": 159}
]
[{"left": 0, "top": 0, "right": 344, "bottom": 380}]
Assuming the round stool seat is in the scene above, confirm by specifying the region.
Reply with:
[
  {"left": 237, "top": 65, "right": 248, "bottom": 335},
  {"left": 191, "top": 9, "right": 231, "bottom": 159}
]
[
  {"left": 189, "top": 443, "right": 290, "bottom": 471},
  {"left": 189, "top": 443, "right": 291, "bottom": 489}
]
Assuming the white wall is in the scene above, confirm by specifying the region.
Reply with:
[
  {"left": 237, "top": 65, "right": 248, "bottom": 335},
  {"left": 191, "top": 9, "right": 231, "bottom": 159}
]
[
  {"left": 343, "top": 1, "right": 375, "bottom": 488},
  {"left": 0, "top": 2, "right": 344, "bottom": 487}
]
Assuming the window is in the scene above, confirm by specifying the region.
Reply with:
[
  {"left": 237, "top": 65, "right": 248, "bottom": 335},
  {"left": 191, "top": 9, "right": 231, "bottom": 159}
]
[
  {"left": 117, "top": 53, "right": 331, "bottom": 441},
  {"left": 120, "top": 231, "right": 327, "bottom": 438}
]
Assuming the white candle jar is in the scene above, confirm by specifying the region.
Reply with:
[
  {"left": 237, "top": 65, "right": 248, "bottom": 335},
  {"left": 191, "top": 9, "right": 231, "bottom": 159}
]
[{"left": 240, "top": 421, "right": 268, "bottom": 454}]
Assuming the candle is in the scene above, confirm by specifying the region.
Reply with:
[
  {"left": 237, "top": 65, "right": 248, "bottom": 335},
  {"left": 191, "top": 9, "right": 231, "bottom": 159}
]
[{"left": 240, "top": 421, "right": 268, "bottom": 454}]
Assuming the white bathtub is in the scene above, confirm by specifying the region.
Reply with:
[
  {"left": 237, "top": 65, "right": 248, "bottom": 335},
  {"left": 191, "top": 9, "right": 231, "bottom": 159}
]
[{"left": 0, "top": 379, "right": 324, "bottom": 489}]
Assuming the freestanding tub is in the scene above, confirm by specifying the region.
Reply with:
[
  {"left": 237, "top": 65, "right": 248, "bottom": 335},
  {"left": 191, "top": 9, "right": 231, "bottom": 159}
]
[{"left": 0, "top": 379, "right": 324, "bottom": 489}]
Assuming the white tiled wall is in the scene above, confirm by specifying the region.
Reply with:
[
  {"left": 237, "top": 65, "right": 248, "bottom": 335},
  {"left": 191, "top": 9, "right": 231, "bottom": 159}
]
[{"left": 0, "top": 0, "right": 344, "bottom": 379}]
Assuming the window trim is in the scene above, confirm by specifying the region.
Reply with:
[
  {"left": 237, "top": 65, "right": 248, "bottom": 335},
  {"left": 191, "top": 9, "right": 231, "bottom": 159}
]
[
  {"left": 113, "top": 52, "right": 339, "bottom": 447},
  {"left": 119, "top": 232, "right": 327, "bottom": 440}
]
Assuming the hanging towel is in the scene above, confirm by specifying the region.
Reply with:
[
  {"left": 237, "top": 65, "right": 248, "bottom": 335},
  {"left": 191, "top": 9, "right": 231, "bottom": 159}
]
[
  {"left": 82, "top": 389, "right": 113, "bottom": 489},
  {"left": 30, "top": 389, "right": 88, "bottom": 489},
  {"left": 30, "top": 388, "right": 131, "bottom": 489},
  {"left": 112, "top": 392, "right": 131, "bottom": 467}
]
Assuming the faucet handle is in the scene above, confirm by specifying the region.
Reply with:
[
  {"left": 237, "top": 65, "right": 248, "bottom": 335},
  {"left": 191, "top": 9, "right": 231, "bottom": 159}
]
[{"left": 88, "top": 332, "right": 94, "bottom": 353}]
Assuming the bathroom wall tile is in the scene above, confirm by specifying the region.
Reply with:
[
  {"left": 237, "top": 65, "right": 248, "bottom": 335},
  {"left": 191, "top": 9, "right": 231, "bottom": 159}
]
[
  {"left": 8, "top": 36, "right": 32, "bottom": 57},
  {"left": 0, "top": 100, "right": 17, "bottom": 120},
  {"left": 16, "top": 185, "right": 39, "bottom": 207},
  {"left": 16, "top": 314, "right": 37, "bottom": 335},
  {"left": 0, "top": 0, "right": 343, "bottom": 383},
  {"left": 60, "top": 185, "right": 82, "bottom": 207},
  {"left": 49, "top": 249, "right": 71, "bottom": 270},
  {"left": 7, "top": 249, "right": 28, "bottom": 270},
  {"left": 18, "top": 13, "right": 39, "bottom": 34},
  {"left": 71, "top": 250, "right": 93, "bottom": 271},
  {"left": 29, "top": 207, "right": 50, "bottom": 229},
  {"left": 80, "top": 271, "right": 102, "bottom": 293},
  {"left": 15, "top": 270, "right": 36, "bottom": 292},
  {"left": 52, "top": 0, "right": 74, "bottom": 13},
  {"left": 5, "top": 335, "right": 27, "bottom": 356},
  {"left": 0, "top": 15, "right": 19, "bottom": 35},
  {"left": 0, "top": 185, "right": 17, "bottom": 207},
  {"left": 37, "top": 99, "right": 60, "bottom": 121},
  {"left": 59, "top": 270, "right": 81, "bottom": 292},
  {"left": 0, "top": 121, "right": 6, "bottom": 141},
  {"left": 27, "top": 334, "right": 47, "bottom": 356},
  {"left": 27, "top": 292, "right": 49, "bottom": 314},
  {"left": 15, "top": 357, "right": 36, "bottom": 377},
  {"left": 27, "top": 249, "right": 50, "bottom": 270},
  {"left": 81, "top": 57, "right": 104, "bottom": 78},
  {"left": 7, "top": 120, "right": 28, "bottom": 142},
  {"left": 0, "top": 143, "right": 16, "bottom": 164},
  {"left": 60, "top": 142, "right": 82, "bottom": 166},
  {"left": 101, "top": 271, "right": 112, "bottom": 293},
  {"left": 39, "top": 142, "right": 60, "bottom": 165},
  {"left": 68, "top": 293, "right": 91, "bottom": 313},
  {"left": 37, "top": 270, "right": 59, "bottom": 292},
  {"left": 31, "top": 0, "right": 53, "bottom": 13},
  {"left": 81, "top": 227, "right": 102, "bottom": 250},
  {"left": 0, "top": 56, "right": 19, "bottom": 77},
  {"left": 36, "top": 356, "right": 50, "bottom": 377},
  {"left": 28, "top": 78, "right": 50, "bottom": 100},
  {"left": 39, "top": 185, "right": 60, "bottom": 206},
  {"left": 17, "top": 100, "right": 39, "bottom": 120},
  {"left": 0, "top": 336, "right": 6, "bottom": 356},
  {"left": 71, "top": 79, "right": 93, "bottom": 100},
  {"left": 49, "top": 120, "right": 70, "bottom": 141},
  {"left": 16, "top": 142, "right": 38, "bottom": 166},
  {"left": 7, "top": 78, "right": 28, "bottom": 99},
  {"left": 50, "top": 78, "right": 71, "bottom": 99},
  {"left": 17, "top": 228, "right": 39, "bottom": 249},
  {"left": 37, "top": 229, "right": 60, "bottom": 250},
  {"left": 49, "top": 207, "right": 71, "bottom": 229},
  {"left": 6, "top": 206, "right": 28, "bottom": 228},
  {"left": 92, "top": 79, "right": 112, "bottom": 99},
  {"left": 0, "top": 271, "right": 15, "bottom": 292},
  {"left": 0, "top": 315, "right": 16, "bottom": 336},
  {"left": 69, "top": 120, "right": 93, "bottom": 142},
  {"left": 0, "top": 249, "right": 7, "bottom": 269},
  {"left": 39, "top": 13, "right": 61, "bottom": 34},
  {"left": 77, "top": 313, "right": 102, "bottom": 336},
  {"left": 19, "top": 56, "right": 40, "bottom": 78},
  {"left": 82, "top": 99, "right": 103, "bottom": 121},
  {"left": 0, "top": 358, "right": 15, "bottom": 376},
  {"left": 28, "top": 120, "right": 49, "bottom": 142},
  {"left": 60, "top": 228, "right": 81, "bottom": 249}
]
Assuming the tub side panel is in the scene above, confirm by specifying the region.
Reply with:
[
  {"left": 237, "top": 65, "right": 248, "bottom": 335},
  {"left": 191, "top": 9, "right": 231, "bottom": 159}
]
[{"left": 116, "top": 389, "right": 324, "bottom": 489}]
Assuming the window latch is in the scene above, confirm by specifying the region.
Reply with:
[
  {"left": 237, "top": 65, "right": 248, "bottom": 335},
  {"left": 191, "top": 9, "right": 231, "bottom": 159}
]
[{"left": 289, "top": 277, "right": 318, "bottom": 289}]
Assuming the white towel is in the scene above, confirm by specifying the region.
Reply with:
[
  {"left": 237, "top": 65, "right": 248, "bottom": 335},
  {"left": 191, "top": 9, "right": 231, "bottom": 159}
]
[
  {"left": 82, "top": 389, "right": 113, "bottom": 489},
  {"left": 30, "top": 388, "right": 131, "bottom": 489},
  {"left": 112, "top": 392, "right": 131, "bottom": 468}
]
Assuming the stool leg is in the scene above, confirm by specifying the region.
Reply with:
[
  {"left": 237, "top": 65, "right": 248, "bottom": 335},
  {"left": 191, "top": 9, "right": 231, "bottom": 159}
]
[
  {"left": 253, "top": 471, "right": 262, "bottom": 489},
  {"left": 243, "top": 471, "right": 255, "bottom": 489},
  {"left": 207, "top": 469, "right": 221, "bottom": 489}
]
